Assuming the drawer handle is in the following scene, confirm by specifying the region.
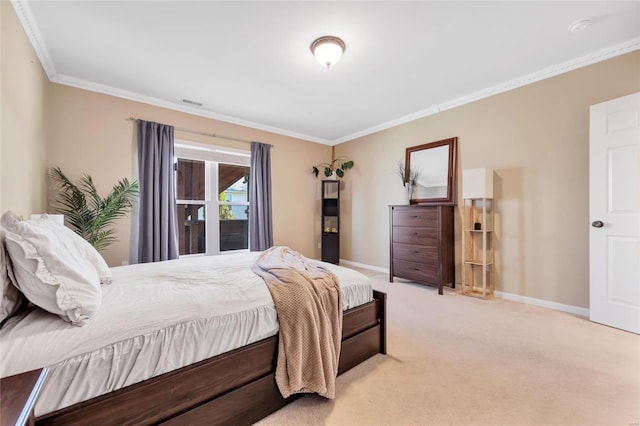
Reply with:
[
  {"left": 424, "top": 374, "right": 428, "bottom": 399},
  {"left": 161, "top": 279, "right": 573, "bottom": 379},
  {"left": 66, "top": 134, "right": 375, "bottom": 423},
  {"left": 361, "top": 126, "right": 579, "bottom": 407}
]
[
  {"left": 413, "top": 232, "right": 419, "bottom": 235},
  {"left": 409, "top": 215, "right": 418, "bottom": 218}
]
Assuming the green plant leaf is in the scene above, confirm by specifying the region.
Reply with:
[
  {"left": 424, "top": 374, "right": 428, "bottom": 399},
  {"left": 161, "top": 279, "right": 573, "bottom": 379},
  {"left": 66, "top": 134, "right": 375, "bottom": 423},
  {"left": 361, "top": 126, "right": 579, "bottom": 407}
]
[
  {"left": 49, "top": 167, "right": 138, "bottom": 251},
  {"left": 312, "top": 159, "right": 353, "bottom": 178}
]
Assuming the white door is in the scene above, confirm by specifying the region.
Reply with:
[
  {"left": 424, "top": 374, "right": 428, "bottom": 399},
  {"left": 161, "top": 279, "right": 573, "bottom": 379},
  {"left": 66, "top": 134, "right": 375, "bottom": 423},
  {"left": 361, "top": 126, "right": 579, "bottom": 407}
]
[{"left": 590, "top": 92, "right": 640, "bottom": 334}]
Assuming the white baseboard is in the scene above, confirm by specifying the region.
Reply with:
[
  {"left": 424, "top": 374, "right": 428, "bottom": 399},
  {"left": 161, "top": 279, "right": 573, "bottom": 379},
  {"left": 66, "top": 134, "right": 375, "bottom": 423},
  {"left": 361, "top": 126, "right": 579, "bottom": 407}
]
[
  {"left": 339, "top": 259, "right": 389, "bottom": 274},
  {"left": 494, "top": 291, "right": 589, "bottom": 318},
  {"left": 338, "top": 259, "right": 589, "bottom": 317}
]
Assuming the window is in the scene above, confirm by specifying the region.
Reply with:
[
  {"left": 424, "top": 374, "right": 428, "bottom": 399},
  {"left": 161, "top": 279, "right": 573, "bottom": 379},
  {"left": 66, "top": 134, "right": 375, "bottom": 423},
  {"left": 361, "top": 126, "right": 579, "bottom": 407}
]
[{"left": 174, "top": 142, "right": 250, "bottom": 256}]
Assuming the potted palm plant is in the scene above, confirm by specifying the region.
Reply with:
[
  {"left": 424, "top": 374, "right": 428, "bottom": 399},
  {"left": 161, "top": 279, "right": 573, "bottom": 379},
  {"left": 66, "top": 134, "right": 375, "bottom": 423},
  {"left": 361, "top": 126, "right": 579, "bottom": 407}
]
[{"left": 49, "top": 167, "right": 139, "bottom": 251}]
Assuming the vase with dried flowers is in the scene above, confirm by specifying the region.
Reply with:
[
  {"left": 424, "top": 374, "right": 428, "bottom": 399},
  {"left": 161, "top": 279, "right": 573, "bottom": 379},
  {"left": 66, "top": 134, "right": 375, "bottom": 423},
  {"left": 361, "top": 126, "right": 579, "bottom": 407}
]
[{"left": 397, "top": 161, "right": 420, "bottom": 203}]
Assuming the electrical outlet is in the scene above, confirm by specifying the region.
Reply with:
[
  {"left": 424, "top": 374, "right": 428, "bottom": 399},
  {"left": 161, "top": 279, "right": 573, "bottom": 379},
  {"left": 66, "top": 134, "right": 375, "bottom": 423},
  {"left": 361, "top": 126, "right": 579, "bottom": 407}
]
[
  {"left": 317, "top": 243, "right": 321, "bottom": 249},
  {"left": 121, "top": 260, "right": 129, "bottom": 266}
]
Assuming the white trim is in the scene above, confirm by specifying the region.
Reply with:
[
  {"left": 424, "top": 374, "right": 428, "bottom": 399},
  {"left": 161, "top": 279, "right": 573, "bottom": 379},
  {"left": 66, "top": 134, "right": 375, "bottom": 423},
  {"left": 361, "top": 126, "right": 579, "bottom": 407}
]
[
  {"left": 207, "top": 162, "right": 219, "bottom": 254},
  {"left": 334, "top": 37, "right": 640, "bottom": 145},
  {"left": 494, "top": 291, "right": 589, "bottom": 318},
  {"left": 12, "top": 0, "right": 640, "bottom": 146},
  {"left": 333, "top": 106, "right": 441, "bottom": 145},
  {"left": 174, "top": 149, "right": 250, "bottom": 256},
  {"left": 339, "top": 259, "right": 389, "bottom": 274},
  {"left": 174, "top": 139, "right": 251, "bottom": 166},
  {"left": 338, "top": 259, "right": 589, "bottom": 317},
  {"left": 175, "top": 140, "right": 250, "bottom": 157},
  {"left": 11, "top": 0, "right": 57, "bottom": 80},
  {"left": 11, "top": 0, "right": 329, "bottom": 143},
  {"left": 437, "top": 37, "right": 640, "bottom": 113},
  {"left": 55, "top": 74, "right": 332, "bottom": 145}
]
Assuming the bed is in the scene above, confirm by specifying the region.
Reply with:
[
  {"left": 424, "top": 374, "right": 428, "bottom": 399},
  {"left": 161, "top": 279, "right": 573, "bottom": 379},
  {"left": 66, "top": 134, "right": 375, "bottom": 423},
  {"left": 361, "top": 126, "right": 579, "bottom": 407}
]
[{"left": 1, "top": 249, "right": 386, "bottom": 425}]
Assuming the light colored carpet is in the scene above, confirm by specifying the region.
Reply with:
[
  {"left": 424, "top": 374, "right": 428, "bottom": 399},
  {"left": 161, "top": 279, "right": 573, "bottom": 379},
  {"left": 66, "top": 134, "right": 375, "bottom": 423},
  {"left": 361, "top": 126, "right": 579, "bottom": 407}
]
[{"left": 256, "top": 270, "right": 640, "bottom": 426}]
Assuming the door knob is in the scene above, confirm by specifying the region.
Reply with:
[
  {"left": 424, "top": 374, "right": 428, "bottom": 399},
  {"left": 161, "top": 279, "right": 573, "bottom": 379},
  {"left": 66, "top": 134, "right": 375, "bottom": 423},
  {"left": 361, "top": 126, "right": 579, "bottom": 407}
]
[{"left": 591, "top": 220, "right": 604, "bottom": 228}]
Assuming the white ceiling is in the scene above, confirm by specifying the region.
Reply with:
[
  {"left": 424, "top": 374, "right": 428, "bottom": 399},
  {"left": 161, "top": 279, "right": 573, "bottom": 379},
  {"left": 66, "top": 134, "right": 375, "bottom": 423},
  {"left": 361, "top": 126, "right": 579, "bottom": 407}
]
[{"left": 13, "top": 1, "right": 640, "bottom": 145}]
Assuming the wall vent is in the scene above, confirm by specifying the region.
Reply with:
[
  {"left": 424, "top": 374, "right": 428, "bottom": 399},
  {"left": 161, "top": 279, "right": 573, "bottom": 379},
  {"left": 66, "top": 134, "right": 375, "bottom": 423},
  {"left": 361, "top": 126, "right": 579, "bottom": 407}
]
[{"left": 182, "top": 99, "right": 203, "bottom": 107}]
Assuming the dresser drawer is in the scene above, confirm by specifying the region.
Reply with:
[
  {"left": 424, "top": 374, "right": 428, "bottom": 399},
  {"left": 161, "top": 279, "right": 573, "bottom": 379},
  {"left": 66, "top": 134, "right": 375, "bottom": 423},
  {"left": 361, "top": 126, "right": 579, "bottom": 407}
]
[
  {"left": 389, "top": 205, "right": 454, "bottom": 294},
  {"left": 392, "top": 227, "right": 438, "bottom": 246},
  {"left": 392, "top": 207, "right": 438, "bottom": 228},
  {"left": 393, "top": 259, "right": 439, "bottom": 284},
  {"left": 392, "top": 243, "right": 438, "bottom": 263}
]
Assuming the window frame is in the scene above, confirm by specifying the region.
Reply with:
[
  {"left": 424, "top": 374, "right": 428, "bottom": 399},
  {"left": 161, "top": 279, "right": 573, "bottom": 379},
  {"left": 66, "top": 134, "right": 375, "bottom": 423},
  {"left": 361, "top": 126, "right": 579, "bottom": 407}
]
[{"left": 174, "top": 140, "right": 250, "bottom": 257}]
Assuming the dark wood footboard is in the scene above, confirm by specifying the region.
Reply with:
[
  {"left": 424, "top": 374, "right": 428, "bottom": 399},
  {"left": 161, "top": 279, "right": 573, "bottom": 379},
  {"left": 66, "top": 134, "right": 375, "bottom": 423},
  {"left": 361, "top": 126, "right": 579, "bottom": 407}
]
[{"left": 37, "top": 290, "right": 387, "bottom": 426}]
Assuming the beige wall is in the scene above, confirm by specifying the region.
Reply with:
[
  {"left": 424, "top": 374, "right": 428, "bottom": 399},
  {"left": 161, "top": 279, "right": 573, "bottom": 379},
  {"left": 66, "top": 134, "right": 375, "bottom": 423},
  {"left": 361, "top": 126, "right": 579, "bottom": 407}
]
[
  {"left": 336, "top": 51, "right": 640, "bottom": 308},
  {"left": 46, "top": 84, "right": 330, "bottom": 266},
  {"left": 3, "top": 0, "right": 331, "bottom": 268},
  {"left": 5, "top": 0, "right": 639, "bottom": 308},
  {"left": 0, "top": 2, "right": 49, "bottom": 216}
]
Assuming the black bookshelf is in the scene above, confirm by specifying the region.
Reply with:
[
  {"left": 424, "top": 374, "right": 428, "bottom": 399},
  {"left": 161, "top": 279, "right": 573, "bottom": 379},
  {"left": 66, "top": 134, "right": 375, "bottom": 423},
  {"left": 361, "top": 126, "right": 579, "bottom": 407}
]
[{"left": 321, "top": 180, "right": 340, "bottom": 264}]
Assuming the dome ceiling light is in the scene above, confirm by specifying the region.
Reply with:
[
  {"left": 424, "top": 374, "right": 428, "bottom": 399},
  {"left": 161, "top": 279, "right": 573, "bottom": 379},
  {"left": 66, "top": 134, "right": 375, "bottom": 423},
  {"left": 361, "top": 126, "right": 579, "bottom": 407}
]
[
  {"left": 568, "top": 18, "right": 591, "bottom": 33},
  {"left": 310, "top": 36, "right": 346, "bottom": 69}
]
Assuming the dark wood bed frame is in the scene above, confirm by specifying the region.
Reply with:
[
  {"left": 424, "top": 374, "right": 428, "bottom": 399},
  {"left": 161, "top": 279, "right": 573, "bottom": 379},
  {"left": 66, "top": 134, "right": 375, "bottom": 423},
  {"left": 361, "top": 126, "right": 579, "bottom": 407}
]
[{"left": 36, "top": 290, "right": 387, "bottom": 426}]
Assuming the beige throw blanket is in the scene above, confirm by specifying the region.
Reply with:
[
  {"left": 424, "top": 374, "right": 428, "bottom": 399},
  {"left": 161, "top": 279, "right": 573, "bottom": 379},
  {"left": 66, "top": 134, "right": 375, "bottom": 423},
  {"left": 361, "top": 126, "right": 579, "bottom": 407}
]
[{"left": 252, "top": 246, "right": 342, "bottom": 399}]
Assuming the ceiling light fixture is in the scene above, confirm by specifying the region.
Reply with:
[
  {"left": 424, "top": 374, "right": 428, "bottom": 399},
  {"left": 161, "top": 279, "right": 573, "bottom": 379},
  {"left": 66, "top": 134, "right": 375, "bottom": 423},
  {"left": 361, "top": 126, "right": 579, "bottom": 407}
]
[
  {"left": 568, "top": 18, "right": 591, "bottom": 33},
  {"left": 310, "top": 36, "right": 345, "bottom": 69}
]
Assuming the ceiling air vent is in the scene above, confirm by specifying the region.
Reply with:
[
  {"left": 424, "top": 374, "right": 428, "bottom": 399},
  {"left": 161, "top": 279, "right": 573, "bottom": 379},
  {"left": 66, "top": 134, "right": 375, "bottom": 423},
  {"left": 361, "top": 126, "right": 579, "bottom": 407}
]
[{"left": 182, "top": 99, "right": 203, "bottom": 107}]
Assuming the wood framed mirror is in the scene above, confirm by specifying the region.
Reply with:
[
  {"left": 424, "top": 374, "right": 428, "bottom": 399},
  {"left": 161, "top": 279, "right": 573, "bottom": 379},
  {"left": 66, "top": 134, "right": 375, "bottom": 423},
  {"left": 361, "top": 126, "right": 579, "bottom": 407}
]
[{"left": 405, "top": 137, "right": 458, "bottom": 205}]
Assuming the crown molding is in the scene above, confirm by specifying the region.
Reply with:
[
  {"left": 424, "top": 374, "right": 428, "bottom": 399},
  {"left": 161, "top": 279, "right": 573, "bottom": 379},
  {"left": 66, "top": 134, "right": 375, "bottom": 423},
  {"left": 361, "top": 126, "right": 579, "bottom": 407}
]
[
  {"left": 332, "top": 106, "right": 441, "bottom": 145},
  {"left": 12, "top": 0, "right": 639, "bottom": 146},
  {"left": 333, "top": 37, "right": 640, "bottom": 145},
  {"left": 55, "top": 74, "right": 331, "bottom": 145},
  {"left": 11, "top": 0, "right": 331, "bottom": 146},
  {"left": 436, "top": 37, "right": 640, "bottom": 113},
  {"left": 11, "top": 0, "right": 57, "bottom": 81}
]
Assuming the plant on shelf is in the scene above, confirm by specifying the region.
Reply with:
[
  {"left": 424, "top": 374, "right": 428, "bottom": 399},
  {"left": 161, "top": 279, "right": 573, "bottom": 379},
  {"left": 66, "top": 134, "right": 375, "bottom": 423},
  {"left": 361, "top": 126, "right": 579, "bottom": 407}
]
[
  {"left": 312, "top": 157, "right": 354, "bottom": 179},
  {"left": 49, "top": 166, "right": 139, "bottom": 251}
]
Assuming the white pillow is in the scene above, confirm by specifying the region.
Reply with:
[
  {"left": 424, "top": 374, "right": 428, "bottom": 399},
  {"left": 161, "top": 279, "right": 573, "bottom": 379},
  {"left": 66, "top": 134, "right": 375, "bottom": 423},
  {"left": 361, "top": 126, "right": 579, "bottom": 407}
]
[
  {"left": 1, "top": 211, "right": 105, "bottom": 325},
  {"left": 36, "top": 214, "right": 113, "bottom": 285},
  {"left": 0, "top": 230, "right": 25, "bottom": 325}
]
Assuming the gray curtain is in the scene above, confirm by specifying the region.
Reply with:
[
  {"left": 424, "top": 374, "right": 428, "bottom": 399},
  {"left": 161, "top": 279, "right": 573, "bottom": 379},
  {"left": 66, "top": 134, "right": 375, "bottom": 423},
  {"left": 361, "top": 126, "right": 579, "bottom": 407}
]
[
  {"left": 137, "top": 120, "right": 179, "bottom": 263},
  {"left": 249, "top": 142, "right": 273, "bottom": 251}
]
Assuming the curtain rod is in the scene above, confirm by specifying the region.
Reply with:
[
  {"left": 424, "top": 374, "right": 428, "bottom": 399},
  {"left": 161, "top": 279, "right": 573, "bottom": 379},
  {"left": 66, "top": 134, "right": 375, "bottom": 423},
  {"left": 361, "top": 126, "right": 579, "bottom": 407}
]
[{"left": 127, "top": 117, "right": 273, "bottom": 147}]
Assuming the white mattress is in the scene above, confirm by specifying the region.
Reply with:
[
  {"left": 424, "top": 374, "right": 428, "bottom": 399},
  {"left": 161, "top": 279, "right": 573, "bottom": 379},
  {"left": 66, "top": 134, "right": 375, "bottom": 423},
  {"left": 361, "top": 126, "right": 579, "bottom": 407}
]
[{"left": 0, "top": 252, "right": 372, "bottom": 417}]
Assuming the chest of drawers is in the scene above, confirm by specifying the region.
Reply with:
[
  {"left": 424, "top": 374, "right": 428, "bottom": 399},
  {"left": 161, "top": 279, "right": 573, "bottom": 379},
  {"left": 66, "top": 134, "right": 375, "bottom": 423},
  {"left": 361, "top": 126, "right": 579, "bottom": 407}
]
[{"left": 389, "top": 205, "right": 454, "bottom": 294}]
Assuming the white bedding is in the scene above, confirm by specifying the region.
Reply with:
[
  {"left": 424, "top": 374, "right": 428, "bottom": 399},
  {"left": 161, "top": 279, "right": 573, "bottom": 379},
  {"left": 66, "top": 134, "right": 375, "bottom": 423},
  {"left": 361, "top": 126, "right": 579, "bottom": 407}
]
[{"left": 0, "top": 252, "right": 372, "bottom": 416}]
